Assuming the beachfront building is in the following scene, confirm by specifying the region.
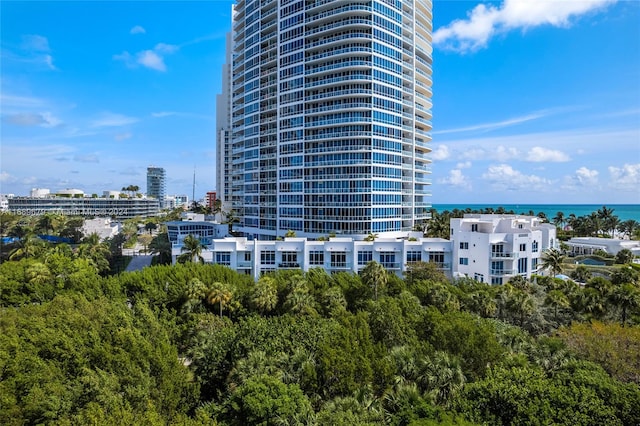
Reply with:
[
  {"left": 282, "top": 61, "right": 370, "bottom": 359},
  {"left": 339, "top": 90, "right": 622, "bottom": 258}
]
[
  {"left": 169, "top": 213, "right": 559, "bottom": 283},
  {"left": 7, "top": 190, "right": 160, "bottom": 219},
  {"left": 171, "top": 234, "right": 451, "bottom": 281},
  {"left": 450, "top": 215, "right": 558, "bottom": 284},
  {"left": 218, "top": 0, "right": 433, "bottom": 240}
]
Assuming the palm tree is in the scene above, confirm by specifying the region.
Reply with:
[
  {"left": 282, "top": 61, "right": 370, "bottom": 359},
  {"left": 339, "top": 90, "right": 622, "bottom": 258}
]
[
  {"left": 618, "top": 219, "right": 639, "bottom": 239},
  {"left": 206, "top": 281, "right": 233, "bottom": 317},
  {"left": 252, "top": 275, "right": 278, "bottom": 314},
  {"left": 78, "top": 232, "right": 111, "bottom": 274},
  {"left": 552, "top": 211, "right": 566, "bottom": 230},
  {"left": 418, "top": 351, "right": 466, "bottom": 407},
  {"left": 361, "top": 260, "right": 387, "bottom": 300},
  {"left": 425, "top": 211, "right": 450, "bottom": 239},
  {"left": 177, "top": 234, "right": 204, "bottom": 263},
  {"left": 540, "top": 248, "right": 565, "bottom": 277},
  {"left": 597, "top": 206, "right": 617, "bottom": 236},
  {"left": 506, "top": 288, "right": 535, "bottom": 327},
  {"left": 609, "top": 283, "right": 640, "bottom": 325},
  {"left": 181, "top": 277, "right": 208, "bottom": 315},
  {"left": 545, "top": 289, "right": 570, "bottom": 322},
  {"left": 223, "top": 209, "right": 240, "bottom": 235},
  {"left": 284, "top": 275, "right": 317, "bottom": 315},
  {"left": 9, "top": 233, "right": 46, "bottom": 260}
]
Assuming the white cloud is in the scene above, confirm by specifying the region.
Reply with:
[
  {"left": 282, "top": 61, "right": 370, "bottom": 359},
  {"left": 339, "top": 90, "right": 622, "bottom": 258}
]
[
  {"left": 130, "top": 25, "right": 146, "bottom": 35},
  {"left": 482, "top": 163, "right": 552, "bottom": 191},
  {"left": 433, "top": 111, "right": 547, "bottom": 135},
  {"left": 456, "top": 161, "right": 472, "bottom": 169},
  {"left": 0, "top": 94, "right": 45, "bottom": 108},
  {"left": 113, "top": 42, "right": 178, "bottom": 72},
  {"left": 90, "top": 112, "right": 138, "bottom": 128},
  {"left": 154, "top": 43, "right": 178, "bottom": 54},
  {"left": 136, "top": 50, "right": 166, "bottom": 71},
  {"left": 2, "top": 112, "right": 61, "bottom": 127},
  {"left": 434, "top": 0, "right": 617, "bottom": 53},
  {"left": 526, "top": 146, "right": 570, "bottom": 162},
  {"left": 0, "top": 171, "right": 15, "bottom": 183},
  {"left": 575, "top": 166, "right": 599, "bottom": 185},
  {"left": 608, "top": 163, "right": 640, "bottom": 190},
  {"left": 12, "top": 34, "right": 58, "bottom": 70},
  {"left": 438, "top": 169, "right": 472, "bottom": 190},
  {"left": 431, "top": 144, "right": 450, "bottom": 161},
  {"left": 21, "top": 34, "right": 50, "bottom": 52},
  {"left": 151, "top": 111, "right": 177, "bottom": 118},
  {"left": 115, "top": 132, "right": 132, "bottom": 141},
  {"left": 495, "top": 145, "right": 519, "bottom": 161}
]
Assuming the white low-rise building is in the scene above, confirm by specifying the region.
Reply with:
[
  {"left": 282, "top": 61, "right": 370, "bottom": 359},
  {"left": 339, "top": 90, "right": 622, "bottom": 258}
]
[
  {"left": 450, "top": 215, "right": 557, "bottom": 284},
  {"left": 82, "top": 218, "right": 121, "bottom": 241},
  {"left": 169, "top": 214, "right": 557, "bottom": 283},
  {"left": 566, "top": 237, "right": 640, "bottom": 257},
  {"left": 171, "top": 235, "right": 452, "bottom": 281}
]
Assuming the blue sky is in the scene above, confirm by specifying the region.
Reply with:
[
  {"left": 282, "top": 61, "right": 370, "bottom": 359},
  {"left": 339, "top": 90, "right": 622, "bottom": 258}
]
[{"left": 1, "top": 0, "right": 639, "bottom": 205}]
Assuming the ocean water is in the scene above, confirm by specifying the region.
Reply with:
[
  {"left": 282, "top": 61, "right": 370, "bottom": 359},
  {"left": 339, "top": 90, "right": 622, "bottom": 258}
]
[{"left": 432, "top": 204, "right": 640, "bottom": 222}]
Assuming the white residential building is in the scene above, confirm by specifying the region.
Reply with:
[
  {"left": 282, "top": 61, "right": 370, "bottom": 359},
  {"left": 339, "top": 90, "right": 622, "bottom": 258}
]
[
  {"left": 450, "top": 215, "right": 557, "bottom": 284},
  {"left": 169, "top": 214, "right": 556, "bottom": 283},
  {"left": 565, "top": 237, "right": 640, "bottom": 257},
  {"left": 171, "top": 234, "right": 451, "bottom": 281}
]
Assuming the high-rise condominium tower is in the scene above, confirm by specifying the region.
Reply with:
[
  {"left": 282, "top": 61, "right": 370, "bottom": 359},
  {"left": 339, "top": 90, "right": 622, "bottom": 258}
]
[
  {"left": 146, "top": 166, "right": 166, "bottom": 202},
  {"left": 218, "top": 0, "right": 433, "bottom": 239}
]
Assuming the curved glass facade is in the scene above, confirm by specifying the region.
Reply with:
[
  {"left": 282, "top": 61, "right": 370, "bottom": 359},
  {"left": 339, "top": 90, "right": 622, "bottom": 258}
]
[{"left": 225, "top": 0, "right": 432, "bottom": 239}]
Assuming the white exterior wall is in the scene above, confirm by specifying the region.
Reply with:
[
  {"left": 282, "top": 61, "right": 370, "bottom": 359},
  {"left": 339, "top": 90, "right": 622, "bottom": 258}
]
[
  {"left": 172, "top": 236, "right": 452, "bottom": 281},
  {"left": 451, "top": 215, "right": 556, "bottom": 284}
]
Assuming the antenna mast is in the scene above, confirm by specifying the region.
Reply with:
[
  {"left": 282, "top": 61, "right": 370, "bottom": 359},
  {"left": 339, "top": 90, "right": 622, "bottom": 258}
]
[{"left": 192, "top": 167, "right": 196, "bottom": 204}]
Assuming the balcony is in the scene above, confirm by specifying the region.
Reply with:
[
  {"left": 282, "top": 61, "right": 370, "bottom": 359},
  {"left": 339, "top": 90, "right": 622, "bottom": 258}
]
[
  {"left": 490, "top": 269, "right": 516, "bottom": 276},
  {"left": 491, "top": 252, "right": 518, "bottom": 259}
]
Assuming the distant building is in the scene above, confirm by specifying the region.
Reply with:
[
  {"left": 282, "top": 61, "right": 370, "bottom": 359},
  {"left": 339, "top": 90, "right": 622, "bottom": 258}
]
[
  {"left": 147, "top": 166, "right": 167, "bottom": 206},
  {"left": 8, "top": 192, "right": 160, "bottom": 219},
  {"left": 450, "top": 215, "right": 557, "bottom": 284},
  {"left": 205, "top": 191, "right": 217, "bottom": 210},
  {"left": 565, "top": 237, "right": 640, "bottom": 257},
  {"left": 82, "top": 218, "right": 121, "bottom": 240}
]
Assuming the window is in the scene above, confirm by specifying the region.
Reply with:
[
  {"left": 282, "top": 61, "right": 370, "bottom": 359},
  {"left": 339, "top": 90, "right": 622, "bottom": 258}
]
[
  {"left": 380, "top": 252, "right": 396, "bottom": 268},
  {"left": 518, "top": 258, "right": 528, "bottom": 274},
  {"left": 309, "top": 251, "right": 324, "bottom": 266},
  {"left": 459, "top": 257, "right": 468, "bottom": 265},
  {"left": 520, "top": 243, "right": 526, "bottom": 252},
  {"left": 491, "top": 277, "right": 503, "bottom": 285},
  {"left": 471, "top": 224, "right": 478, "bottom": 232},
  {"left": 215, "top": 252, "right": 231, "bottom": 266},
  {"left": 429, "top": 252, "right": 444, "bottom": 266},
  {"left": 358, "top": 251, "right": 373, "bottom": 265},
  {"left": 244, "top": 252, "right": 251, "bottom": 262},
  {"left": 331, "top": 252, "right": 347, "bottom": 268},
  {"left": 491, "top": 261, "right": 504, "bottom": 274},
  {"left": 532, "top": 241, "right": 539, "bottom": 253},
  {"left": 474, "top": 273, "right": 484, "bottom": 283},
  {"left": 281, "top": 251, "right": 298, "bottom": 267},
  {"left": 406, "top": 251, "right": 421, "bottom": 263},
  {"left": 459, "top": 242, "right": 469, "bottom": 250},
  {"left": 532, "top": 258, "right": 539, "bottom": 270},
  {"left": 261, "top": 250, "right": 275, "bottom": 265}
]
